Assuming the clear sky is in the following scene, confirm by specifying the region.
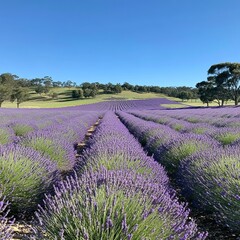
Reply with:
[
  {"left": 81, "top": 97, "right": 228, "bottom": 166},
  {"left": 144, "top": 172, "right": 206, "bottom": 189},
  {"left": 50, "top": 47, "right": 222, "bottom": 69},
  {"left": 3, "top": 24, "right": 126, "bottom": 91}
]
[{"left": 0, "top": 0, "right": 240, "bottom": 87}]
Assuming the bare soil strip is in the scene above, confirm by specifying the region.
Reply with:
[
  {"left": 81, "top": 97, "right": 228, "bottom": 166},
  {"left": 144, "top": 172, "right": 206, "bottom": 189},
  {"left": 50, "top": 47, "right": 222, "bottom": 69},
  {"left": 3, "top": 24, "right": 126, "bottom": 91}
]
[{"left": 76, "top": 117, "right": 102, "bottom": 156}]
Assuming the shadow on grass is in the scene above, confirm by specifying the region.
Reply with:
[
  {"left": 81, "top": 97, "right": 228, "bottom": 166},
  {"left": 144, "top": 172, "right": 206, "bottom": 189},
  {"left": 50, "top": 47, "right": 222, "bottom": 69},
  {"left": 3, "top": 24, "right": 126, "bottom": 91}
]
[
  {"left": 56, "top": 97, "right": 85, "bottom": 102},
  {"left": 104, "top": 97, "right": 127, "bottom": 100}
]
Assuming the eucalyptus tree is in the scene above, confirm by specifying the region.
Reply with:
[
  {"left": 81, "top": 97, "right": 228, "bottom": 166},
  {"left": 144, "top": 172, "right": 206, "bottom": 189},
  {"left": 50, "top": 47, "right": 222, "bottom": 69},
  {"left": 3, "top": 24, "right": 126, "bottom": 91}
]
[
  {"left": 0, "top": 86, "right": 11, "bottom": 107},
  {"left": 208, "top": 62, "right": 240, "bottom": 105},
  {"left": 0, "top": 73, "right": 17, "bottom": 107},
  {"left": 196, "top": 81, "right": 215, "bottom": 107},
  {"left": 10, "top": 87, "right": 30, "bottom": 108}
]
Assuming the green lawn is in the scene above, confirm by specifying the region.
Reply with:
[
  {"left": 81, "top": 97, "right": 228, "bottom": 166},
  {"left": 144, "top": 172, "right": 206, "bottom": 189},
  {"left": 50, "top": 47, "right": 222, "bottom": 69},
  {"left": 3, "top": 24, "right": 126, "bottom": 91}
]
[
  {"left": 1, "top": 89, "right": 169, "bottom": 108},
  {"left": 164, "top": 97, "right": 236, "bottom": 108},
  {"left": 1, "top": 88, "right": 236, "bottom": 109}
]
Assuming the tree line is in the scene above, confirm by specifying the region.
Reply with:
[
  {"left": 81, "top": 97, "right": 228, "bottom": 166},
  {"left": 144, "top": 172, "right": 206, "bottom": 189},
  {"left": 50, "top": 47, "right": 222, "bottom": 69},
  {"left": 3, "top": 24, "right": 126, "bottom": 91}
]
[
  {"left": 0, "top": 73, "right": 200, "bottom": 105},
  {"left": 0, "top": 74, "right": 29, "bottom": 108},
  {"left": 196, "top": 62, "right": 240, "bottom": 106}
]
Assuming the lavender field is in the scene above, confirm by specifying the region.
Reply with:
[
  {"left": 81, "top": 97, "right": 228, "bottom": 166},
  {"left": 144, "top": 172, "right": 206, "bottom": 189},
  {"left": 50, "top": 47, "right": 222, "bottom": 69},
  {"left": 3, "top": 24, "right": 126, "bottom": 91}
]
[{"left": 0, "top": 98, "right": 239, "bottom": 239}]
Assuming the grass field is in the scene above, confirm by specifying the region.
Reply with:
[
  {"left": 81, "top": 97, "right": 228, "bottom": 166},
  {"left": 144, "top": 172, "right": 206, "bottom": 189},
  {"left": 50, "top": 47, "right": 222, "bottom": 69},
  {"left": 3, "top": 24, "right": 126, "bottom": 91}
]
[
  {"left": 164, "top": 97, "right": 236, "bottom": 108},
  {"left": 1, "top": 88, "right": 236, "bottom": 108},
  {"left": 1, "top": 89, "right": 170, "bottom": 108}
]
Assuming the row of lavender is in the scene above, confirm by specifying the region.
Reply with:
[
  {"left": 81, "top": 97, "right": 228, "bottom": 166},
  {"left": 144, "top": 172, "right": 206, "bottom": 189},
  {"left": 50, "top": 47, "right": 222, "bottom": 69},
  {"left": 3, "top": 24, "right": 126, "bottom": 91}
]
[
  {"left": 141, "top": 107, "right": 240, "bottom": 128},
  {"left": 117, "top": 111, "right": 240, "bottom": 233},
  {"left": 31, "top": 112, "right": 206, "bottom": 239},
  {"left": 72, "top": 98, "right": 176, "bottom": 111},
  {"left": 0, "top": 108, "right": 100, "bottom": 239},
  {"left": 131, "top": 108, "right": 240, "bottom": 146}
]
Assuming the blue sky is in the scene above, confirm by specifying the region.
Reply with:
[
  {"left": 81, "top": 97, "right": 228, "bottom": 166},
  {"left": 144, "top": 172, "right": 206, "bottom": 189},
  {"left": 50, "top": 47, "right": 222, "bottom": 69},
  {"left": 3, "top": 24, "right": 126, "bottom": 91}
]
[{"left": 0, "top": 0, "right": 240, "bottom": 87}]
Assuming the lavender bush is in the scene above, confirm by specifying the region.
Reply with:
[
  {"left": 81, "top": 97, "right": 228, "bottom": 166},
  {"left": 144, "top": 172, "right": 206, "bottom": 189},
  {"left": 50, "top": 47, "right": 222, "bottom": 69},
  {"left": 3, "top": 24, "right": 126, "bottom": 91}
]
[
  {"left": 21, "top": 134, "right": 76, "bottom": 172},
  {"left": 118, "top": 111, "right": 180, "bottom": 155},
  {"left": 10, "top": 121, "right": 37, "bottom": 137},
  {"left": 0, "top": 145, "right": 58, "bottom": 215},
  {"left": 33, "top": 169, "right": 207, "bottom": 240},
  {"left": 77, "top": 112, "right": 169, "bottom": 186},
  {"left": 179, "top": 147, "right": 240, "bottom": 232},
  {"left": 209, "top": 127, "right": 240, "bottom": 146},
  {"left": 157, "top": 134, "right": 220, "bottom": 175},
  {"left": 0, "top": 127, "right": 15, "bottom": 145}
]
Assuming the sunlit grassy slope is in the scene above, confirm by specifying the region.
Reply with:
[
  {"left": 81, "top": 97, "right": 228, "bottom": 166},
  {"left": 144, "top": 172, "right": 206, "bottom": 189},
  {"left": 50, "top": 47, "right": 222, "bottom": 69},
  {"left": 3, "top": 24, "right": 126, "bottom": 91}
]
[
  {"left": 1, "top": 89, "right": 170, "bottom": 108},
  {"left": 1, "top": 88, "right": 235, "bottom": 109}
]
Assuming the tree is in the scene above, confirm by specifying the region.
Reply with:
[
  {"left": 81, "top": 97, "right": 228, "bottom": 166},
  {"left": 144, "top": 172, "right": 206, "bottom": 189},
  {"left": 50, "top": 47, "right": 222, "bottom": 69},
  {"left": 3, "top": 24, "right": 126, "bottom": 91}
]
[
  {"left": 10, "top": 87, "right": 29, "bottom": 108},
  {"left": 0, "top": 73, "right": 16, "bottom": 85},
  {"left": 64, "top": 80, "right": 74, "bottom": 88},
  {"left": 81, "top": 82, "right": 92, "bottom": 90},
  {"left": 122, "top": 82, "right": 134, "bottom": 91},
  {"left": 114, "top": 84, "right": 122, "bottom": 94},
  {"left": 177, "top": 91, "right": 192, "bottom": 101},
  {"left": 16, "top": 78, "right": 31, "bottom": 88},
  {"left": 0, "top": 73, "right": 16, "bottom": 107},
  {"left": 196, "top": 81, "right": 215, "bottom": 107},
  {"left": 30, "top": 78, "right": 44, "bottom": 86},
  {"left": 52, "top": 81, "right": 62, "bottom": 87},
  {"left": 191, "top": 88, "right": 199, "bottom": 102},
  {"left": 208, "top": 62, "right": 240, "bottom": 105},
  {"left": 0, "top": 86, "right": 11, "bottom": 107},
  {"left": 35, "top": 85, "right": 45, "bottom": 95},
  {"left": 72, "top": 89, "right": 84, "bottom": 99},
  {"left": 83, "top": 88, "right": 92, "bottom": 98},
  {"left": 43, "top": 76, "right": 53, "bottom": 88}
]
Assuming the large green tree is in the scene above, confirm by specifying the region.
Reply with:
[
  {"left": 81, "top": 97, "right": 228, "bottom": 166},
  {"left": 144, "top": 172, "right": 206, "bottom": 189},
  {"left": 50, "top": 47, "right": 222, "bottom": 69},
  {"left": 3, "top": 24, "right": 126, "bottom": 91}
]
[
  {"left": 196, "top": 81, "right": 215, "bottom": 107},
  {"left": 0, "top": 86, "right": 11, "bottom": 107},
  {"left": 208, "top": 62, "right": 240, "bottom": 105},
  {"left": 0, "top": 73, "right": 17, "bottom": 107},
  {"left": 10, "top": 87, "right": 29, "bottom": 108}
]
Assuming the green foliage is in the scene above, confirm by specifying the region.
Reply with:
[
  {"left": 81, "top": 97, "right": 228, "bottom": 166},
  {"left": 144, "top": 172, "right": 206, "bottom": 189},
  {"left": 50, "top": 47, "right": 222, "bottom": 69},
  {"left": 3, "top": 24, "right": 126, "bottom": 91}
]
[
  {"left": 72, "top": 89, "right": 83, "bottom": 99},
  {"left": 214, "top": 133, "right": 240, "bottom": 145},
  {"left": 23, "top": 138, "right": 70, "bottom": 171},
  {"left": 12, "top": 124, "right": 34, "bottom": 137},
  {"left": 163, "top": 141, "right": 207, "bottom": 175},
  {"left": 171, "top": 123, "right": 184, "bottom": 131},
  {"left": 0, "top": 152, "right": 50, "bottom": 213},
  {"left": 192, "top": 127, "right": 208, "bottom": 134},
  {"left": 177, "top": 90, "right": 193, "bottom": 101},
  {"left": 0, "top": 73, "right": 16, "bottom": 85},
  {"left": 196, "top": 81, "right": 215, "bottom": 106},
  {"left": 0, "top": 85, "right": 11, "bottom": 107},
  {"left": 122, "top": 82, "right": 134, "bottom": 91},
  {"left": 82, "top": 154, "right": 152, "bottom": 177},
  {"left": 0, "top": 129, "right": 10, "bottom": 144},
  {"left": 10, "top": 87, "right": 30, "bottom": 108},
  {"left": 183, "top": 153, "right": 240, "bottom": 231},
  {"left": 197, "top": 62, "right": 240, "bottom": 106},
  {"left": 35, "top": 85, "right": 44, "bottom": 95},
  {"left": 37, "top": 185, "right": 173, "bottom": 240},
  {"left": 103, "top": 83, "right": 122, "bottom": 94},
  {"left": 186, "top": 117, "right": 199, "bottom": 123}
]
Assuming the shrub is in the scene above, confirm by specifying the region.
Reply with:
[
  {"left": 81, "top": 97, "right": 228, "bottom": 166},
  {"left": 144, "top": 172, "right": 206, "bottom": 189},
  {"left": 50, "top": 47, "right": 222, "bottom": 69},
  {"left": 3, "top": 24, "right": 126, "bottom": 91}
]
[
  {"left": 10, "top": 122, "right": 36, "bottom": 137},
  {"left": 183, "top": 123, "right": 213, "bottom": 135},
  {"left": 0, "top": 127, "right": 15, "bottom": 145},
  {"left": 157, "top": 134, "right": 219, "bottom": 175},
  {"left": 77, "top": 112, "right": 169, "bottom": 186},
  {"left": 0, "top": 145, "right": 58, "bottom": 215},
  {"left": 33, "top": 169, "right": 207, "bottom": 239},
  {"left": 179, "top": 147, "right": 240, "bottom": 232},
  {"left": 21, "top": 135, "right": 76, "bottom": 172},
  {"left": 209, "top": 128, "right": 240, "bottom": 146}
]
